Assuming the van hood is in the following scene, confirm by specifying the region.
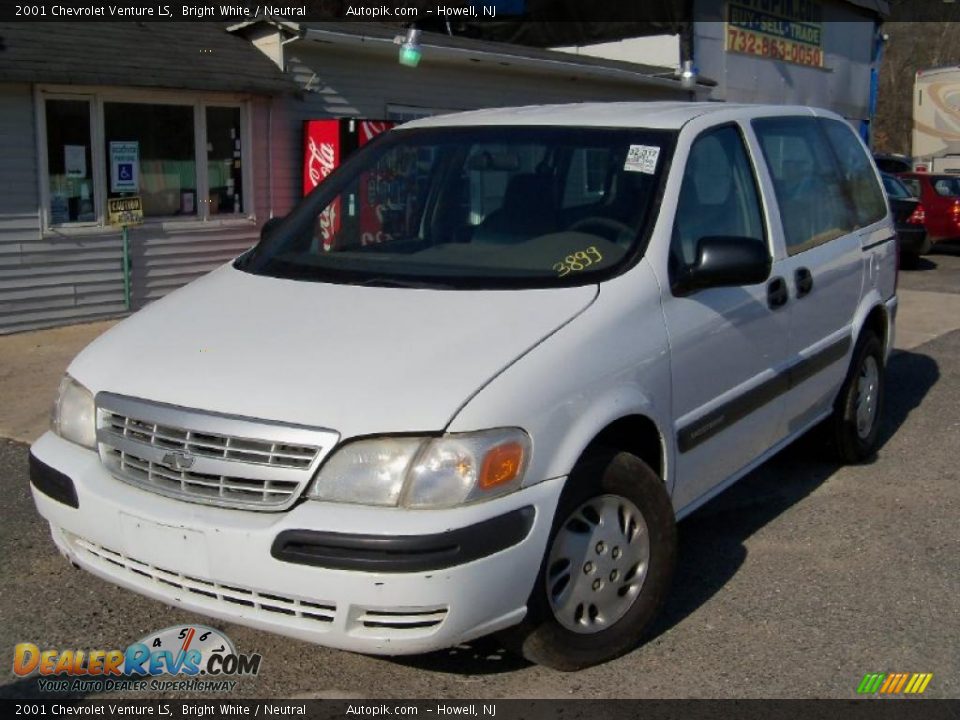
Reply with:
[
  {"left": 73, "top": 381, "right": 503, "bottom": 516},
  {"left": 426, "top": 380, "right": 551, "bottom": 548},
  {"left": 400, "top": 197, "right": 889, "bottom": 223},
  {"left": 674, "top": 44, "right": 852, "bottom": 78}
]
[{"left": 69, "top": 265, "right": 597, "bottom": 439}]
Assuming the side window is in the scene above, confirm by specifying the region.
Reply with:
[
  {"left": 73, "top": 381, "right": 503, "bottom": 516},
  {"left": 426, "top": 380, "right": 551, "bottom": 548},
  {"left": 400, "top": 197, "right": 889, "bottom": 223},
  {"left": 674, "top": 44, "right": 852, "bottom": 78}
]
[
  {"left": 752, "top": 116, "right": 853, "bottom": 255},
  {"left": 670, "top": 125, "right": 766, "bottom": 273},
  {"left": 933, "top": 177, "right": 960, "bottom": 197},
  {"left": 820, "top": 118, "right": 886, "bottom": 228}
]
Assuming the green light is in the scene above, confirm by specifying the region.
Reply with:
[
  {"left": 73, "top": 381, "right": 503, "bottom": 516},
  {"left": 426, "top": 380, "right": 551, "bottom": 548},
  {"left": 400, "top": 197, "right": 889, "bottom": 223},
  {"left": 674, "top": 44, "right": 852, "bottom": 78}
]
[{"left": 399, "top": 44, "right": 422, "bottom": 67}]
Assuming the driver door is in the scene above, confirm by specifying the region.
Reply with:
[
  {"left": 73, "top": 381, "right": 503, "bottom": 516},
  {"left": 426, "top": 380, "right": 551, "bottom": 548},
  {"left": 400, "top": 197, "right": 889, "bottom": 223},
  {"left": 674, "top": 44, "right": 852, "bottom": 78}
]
[{"left": 660, "top": 124, "right": 791, "bottom": 512}]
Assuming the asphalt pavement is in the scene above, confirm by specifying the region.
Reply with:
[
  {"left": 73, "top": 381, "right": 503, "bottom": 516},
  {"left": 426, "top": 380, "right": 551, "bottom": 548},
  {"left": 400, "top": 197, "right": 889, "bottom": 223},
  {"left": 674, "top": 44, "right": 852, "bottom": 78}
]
[{"left": 1, "top": 251, "right": 958, "bottom": 700}]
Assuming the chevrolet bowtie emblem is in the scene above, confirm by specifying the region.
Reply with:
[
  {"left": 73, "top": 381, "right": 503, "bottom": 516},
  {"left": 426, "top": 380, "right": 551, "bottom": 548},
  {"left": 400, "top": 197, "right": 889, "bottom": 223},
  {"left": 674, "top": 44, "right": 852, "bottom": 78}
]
[{"left": 161, "top": 451, "right": 195, "bottom": 470}]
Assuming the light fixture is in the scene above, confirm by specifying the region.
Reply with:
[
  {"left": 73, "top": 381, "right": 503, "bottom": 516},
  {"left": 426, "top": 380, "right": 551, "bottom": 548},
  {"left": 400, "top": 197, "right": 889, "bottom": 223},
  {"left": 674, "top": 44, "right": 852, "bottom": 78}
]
[
  {"left": 394, "top": 27, "right": 422, "bottom": 68},
  {"left": 678, "top": 59, "right": 698, "bottom": 89}
]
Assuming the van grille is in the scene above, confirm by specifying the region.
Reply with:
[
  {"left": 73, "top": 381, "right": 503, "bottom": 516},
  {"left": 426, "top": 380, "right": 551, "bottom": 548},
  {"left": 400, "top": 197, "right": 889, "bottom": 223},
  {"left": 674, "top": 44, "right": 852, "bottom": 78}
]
[
  {"left": 96, "top": 393, "right": 338, "bottom": 511},
  {"left": 102, "top": 446, "right": 303, "bottom": 507},
  {"left": 102, "top": 411, "right": 318, "bottom": 469}
]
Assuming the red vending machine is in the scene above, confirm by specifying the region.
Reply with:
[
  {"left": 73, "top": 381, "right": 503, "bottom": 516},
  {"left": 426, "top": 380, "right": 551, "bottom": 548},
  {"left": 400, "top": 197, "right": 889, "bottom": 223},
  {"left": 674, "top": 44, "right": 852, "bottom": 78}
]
[{"left": 302, "top": 119, "right": 394, "bottom": 250}]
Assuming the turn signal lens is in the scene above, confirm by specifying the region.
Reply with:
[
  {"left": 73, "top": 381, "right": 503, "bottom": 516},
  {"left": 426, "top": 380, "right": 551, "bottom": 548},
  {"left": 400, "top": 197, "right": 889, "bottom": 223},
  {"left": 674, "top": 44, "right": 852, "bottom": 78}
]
[
  {"left": 907, "top": 204, "right": 926, "bottom": 224},
  {"left": 479, "top": 442, "right": 525, "bottom": 490}
]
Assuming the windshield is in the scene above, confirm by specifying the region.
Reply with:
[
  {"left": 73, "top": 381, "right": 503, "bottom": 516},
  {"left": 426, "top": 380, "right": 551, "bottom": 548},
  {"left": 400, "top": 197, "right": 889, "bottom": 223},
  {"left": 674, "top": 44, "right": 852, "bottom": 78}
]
[{"left": 239, "top": 126, "right": 676, "bottom": 289}]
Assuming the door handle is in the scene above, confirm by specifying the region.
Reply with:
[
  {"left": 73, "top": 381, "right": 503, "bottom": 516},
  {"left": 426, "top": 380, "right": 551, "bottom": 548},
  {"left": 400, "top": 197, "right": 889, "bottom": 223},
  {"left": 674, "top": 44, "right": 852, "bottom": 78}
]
[
  {"left": 767, "top": 277, "right": 788, "bottom": 309},
  {"left": 795, "top": 267, "right": 814, "bottom": 298}
]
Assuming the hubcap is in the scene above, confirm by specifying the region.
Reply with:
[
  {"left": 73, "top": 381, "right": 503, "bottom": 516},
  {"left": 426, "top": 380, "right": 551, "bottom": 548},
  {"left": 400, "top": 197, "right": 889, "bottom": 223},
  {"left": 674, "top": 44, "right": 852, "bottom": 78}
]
[
  {"left": 855, "top": 355, "right": 880, "bottom": 440},
  {"left": 546, "top": 494, "right": 650, "bottom": 634}
]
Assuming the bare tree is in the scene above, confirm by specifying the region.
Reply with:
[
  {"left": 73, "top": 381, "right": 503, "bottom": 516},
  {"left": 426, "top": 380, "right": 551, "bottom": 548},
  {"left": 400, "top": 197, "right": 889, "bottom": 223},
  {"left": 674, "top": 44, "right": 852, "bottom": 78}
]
[{"left": 874, "top": 22, "right": 960, "bottom": 154}]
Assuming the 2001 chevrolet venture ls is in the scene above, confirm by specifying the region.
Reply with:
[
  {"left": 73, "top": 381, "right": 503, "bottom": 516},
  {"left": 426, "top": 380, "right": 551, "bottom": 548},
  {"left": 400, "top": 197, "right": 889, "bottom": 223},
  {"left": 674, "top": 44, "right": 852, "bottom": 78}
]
[{"left": 29, "top": 103, "right": 897, "bottom": 670}]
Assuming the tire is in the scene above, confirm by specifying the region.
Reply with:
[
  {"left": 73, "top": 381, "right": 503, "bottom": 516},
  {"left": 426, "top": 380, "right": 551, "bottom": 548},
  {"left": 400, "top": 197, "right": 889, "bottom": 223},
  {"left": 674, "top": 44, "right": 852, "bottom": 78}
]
[
  {"left": 900, "top": 252, "right": 920, "bottom": 270},
  {"left": 829, "top": 331, "right": 885, "bottom": 463},
  {"left": 502, "top": 450, "right": 676, "bottom": 671}
]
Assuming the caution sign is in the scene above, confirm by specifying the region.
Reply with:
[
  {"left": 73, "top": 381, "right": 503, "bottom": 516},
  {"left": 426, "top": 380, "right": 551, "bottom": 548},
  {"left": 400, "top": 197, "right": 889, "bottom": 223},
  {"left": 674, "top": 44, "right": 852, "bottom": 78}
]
[{"left": 108, "top": 196, "right": 144, "bottom": 226}]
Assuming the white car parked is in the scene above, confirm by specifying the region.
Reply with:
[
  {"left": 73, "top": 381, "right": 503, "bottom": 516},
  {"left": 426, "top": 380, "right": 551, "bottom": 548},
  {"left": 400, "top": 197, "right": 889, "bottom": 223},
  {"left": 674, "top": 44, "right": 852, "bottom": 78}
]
[{"left": 30, "top": 102, "right": 897, "bottom": 670}]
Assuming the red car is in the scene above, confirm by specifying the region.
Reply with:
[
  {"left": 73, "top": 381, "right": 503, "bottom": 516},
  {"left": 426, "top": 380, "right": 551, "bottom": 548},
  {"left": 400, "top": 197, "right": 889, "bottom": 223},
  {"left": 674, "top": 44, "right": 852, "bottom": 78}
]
[{"left": 897, "top": 172, "right": 960, "bottom": 244}]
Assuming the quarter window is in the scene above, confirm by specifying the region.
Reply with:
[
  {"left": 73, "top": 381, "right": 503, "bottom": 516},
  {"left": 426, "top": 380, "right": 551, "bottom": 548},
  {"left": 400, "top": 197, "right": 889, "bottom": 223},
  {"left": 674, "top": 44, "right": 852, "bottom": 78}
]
[
  {"left": 753, "top": 116, "right": 853, "bottom": 255},
  {"left": 820, "top": 118, "right": 886, "bottom": 228},
  {"left": 670, "top": 125, "right": 767, "bottom": 274}
]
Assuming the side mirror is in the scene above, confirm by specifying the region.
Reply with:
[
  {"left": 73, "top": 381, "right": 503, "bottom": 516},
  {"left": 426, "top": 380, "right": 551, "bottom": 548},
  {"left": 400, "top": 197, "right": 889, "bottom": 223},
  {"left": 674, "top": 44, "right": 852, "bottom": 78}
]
[{"left": 674, "top": 236, "right": 771, "bottom": 295}]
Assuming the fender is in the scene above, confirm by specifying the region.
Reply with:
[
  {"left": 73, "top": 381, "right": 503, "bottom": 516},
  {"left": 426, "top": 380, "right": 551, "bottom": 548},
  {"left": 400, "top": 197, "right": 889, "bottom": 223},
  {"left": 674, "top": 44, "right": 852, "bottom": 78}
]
[{"left": 447, "top": 261, "right": 675, "bottom": 497}]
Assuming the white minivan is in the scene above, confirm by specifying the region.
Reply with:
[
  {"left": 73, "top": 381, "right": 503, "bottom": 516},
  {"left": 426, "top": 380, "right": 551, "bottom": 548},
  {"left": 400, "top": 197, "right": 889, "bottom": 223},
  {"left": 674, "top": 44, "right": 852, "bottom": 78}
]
[{"left": 29, "top": 102, "right": 897, "bottom": 670}]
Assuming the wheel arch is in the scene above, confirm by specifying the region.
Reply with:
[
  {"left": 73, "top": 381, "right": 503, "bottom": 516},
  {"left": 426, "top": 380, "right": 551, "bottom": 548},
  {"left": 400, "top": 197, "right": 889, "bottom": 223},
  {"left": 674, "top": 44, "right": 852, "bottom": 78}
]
[
  {"left": 576, "top": 414, "right": 668, "bottom": 488},
  {"left": 851, "top": 294, "right": 891, "bottom": 362}
]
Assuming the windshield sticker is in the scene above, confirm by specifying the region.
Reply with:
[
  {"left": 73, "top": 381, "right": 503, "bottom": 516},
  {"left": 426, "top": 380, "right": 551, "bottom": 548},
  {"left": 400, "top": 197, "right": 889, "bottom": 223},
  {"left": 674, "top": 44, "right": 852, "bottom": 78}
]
[
  {"left": 624, "top": 145, "right": 661, "bottom": 174},
  {"left": 554, "top": 246, "right": 603, "bottom": 277}
]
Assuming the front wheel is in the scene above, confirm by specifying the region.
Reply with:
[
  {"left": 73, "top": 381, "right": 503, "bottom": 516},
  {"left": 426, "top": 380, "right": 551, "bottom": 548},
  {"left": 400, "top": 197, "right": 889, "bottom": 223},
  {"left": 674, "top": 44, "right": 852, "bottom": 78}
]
[
  {"left": 829, "top": 331, "right": 885, "bottom": 463},
  {"left": 503, "top": 450, "right": 676, "bottom": 671}
]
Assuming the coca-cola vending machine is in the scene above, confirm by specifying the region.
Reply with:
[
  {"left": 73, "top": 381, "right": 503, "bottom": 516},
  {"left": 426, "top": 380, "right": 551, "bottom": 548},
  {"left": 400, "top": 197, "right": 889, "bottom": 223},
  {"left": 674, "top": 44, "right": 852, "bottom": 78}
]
[{"left": 302, "top": 118, "right": 394, "bottom": 250}]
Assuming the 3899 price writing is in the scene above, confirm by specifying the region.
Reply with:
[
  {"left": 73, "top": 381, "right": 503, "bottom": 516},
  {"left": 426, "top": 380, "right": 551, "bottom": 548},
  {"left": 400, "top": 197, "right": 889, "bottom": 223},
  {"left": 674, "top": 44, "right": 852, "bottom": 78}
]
[{"left": 554, "top": 246, "right": 603, "bottom": 277}]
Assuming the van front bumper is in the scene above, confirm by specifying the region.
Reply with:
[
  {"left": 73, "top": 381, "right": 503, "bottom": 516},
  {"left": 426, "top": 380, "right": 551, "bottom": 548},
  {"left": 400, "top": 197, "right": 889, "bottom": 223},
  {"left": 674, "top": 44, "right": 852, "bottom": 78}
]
[{"left": 28, "top": 431, "right": 564, "bottom": 655}]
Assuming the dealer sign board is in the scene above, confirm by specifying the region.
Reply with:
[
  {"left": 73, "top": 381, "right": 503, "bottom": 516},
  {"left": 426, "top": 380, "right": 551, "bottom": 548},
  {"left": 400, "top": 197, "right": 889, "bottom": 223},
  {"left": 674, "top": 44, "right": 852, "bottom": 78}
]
[{"left": 726, "top": 0, "right": 824, "bottom": 68}]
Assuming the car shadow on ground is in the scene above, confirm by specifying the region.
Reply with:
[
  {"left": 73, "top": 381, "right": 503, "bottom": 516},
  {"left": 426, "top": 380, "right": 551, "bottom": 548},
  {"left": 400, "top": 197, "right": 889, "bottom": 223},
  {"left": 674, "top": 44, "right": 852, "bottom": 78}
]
[
  {"left": 647, "top": 346, "right": 939, "bottom": 642},
  {"left": 905, "top": 257, "right": 938, "bottom": 272},
  {"left": 390, "top": 347, "right": 939, "bottom": 676}
]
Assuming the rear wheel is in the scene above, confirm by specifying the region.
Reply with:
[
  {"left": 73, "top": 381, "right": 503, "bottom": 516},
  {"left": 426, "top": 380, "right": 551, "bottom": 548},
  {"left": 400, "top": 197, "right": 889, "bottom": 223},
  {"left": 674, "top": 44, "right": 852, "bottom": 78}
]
[
  {"left": 829, "top": 331, "right": 885, "bottom": 463},
  {"left": 503, "top": 450, "right": 676, "bottom": 671}
]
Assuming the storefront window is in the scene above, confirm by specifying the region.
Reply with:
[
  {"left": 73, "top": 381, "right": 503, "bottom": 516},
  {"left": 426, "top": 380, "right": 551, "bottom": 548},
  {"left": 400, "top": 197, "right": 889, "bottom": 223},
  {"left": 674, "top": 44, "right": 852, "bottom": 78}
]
[
  {"left": 206, "top": 106, "right": 243, "bottom": 215},
  {"left": 45, "top": 99, "right": 95, "bottom": 224},
  {"left": 104, "top": 102, "right": 197, "bottom": 217}
]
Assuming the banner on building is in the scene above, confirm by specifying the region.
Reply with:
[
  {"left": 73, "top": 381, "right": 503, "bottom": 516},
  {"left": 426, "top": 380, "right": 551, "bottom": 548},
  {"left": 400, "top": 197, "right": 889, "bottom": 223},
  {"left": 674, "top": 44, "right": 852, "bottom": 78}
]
[{"left": 725, "top": 0, "right": 824, "bottom": 68}]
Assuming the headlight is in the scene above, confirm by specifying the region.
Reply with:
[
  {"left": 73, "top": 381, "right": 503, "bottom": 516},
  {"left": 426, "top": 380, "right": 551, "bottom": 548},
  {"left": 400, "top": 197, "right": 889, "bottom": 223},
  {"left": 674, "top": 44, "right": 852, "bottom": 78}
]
[
  {"left": 307, "top": 428, "right": 530, "bottom": 509},
  {"left": 51, "top": 375, "right": 96, "bottom": 449}
]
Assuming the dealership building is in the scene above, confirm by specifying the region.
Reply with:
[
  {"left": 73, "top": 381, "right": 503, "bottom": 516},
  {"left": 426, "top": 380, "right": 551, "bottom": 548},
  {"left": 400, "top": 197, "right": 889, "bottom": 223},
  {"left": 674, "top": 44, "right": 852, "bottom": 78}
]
[{"left": 0, "top": 4, "right": 886, "bottom": 333}]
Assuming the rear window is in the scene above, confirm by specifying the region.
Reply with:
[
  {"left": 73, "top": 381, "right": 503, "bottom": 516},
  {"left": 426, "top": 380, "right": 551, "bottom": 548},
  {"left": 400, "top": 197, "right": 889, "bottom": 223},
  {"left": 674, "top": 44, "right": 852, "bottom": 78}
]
[
  {"left": 901, "top": 177, "right": 922, "bottom": 197},
  {"left": 882, "top": 174, "right": 912, "bottom": 199}
]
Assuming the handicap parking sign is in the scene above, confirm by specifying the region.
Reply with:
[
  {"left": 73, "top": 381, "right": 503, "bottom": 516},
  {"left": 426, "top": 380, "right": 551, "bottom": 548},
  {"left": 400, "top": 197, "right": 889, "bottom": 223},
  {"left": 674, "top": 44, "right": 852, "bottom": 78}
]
[{"left": 110, "top": 141, "right": 139, "bottom": 193}]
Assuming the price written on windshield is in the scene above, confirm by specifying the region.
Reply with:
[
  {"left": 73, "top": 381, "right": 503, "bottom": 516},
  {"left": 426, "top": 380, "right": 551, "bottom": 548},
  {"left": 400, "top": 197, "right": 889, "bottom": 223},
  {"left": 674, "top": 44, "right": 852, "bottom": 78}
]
[{"left": 554, "top": 247, "right": 603, "bottom": 277}]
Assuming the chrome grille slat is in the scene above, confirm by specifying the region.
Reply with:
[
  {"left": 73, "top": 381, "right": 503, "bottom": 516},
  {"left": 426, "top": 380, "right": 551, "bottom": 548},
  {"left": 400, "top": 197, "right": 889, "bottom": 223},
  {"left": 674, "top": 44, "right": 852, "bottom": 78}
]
[
  {"left": 95, "top": 393, "right": 338, "bottom": 511},
  {"left": 103, "top": 411, "right": 316, "bottom": 468}
]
